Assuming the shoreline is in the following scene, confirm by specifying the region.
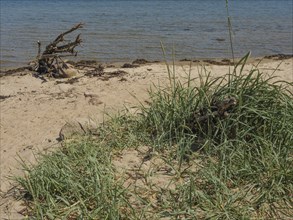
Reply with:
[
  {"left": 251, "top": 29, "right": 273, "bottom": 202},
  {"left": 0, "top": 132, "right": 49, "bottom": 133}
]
[{"left": 1, "top": 53, "right": 292, "bottom": 75}]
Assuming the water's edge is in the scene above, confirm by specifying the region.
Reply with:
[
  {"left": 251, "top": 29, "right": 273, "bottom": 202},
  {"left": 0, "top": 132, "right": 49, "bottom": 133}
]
[{"left": 1, "top": 0, "right": 292, "bottom": 69}]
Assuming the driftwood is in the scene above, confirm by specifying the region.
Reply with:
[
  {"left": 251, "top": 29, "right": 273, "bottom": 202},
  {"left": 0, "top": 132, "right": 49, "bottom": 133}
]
[
  {"left": 182, "top": 96, "right": 238, "bottom": 152},
  {"left": 186, "top": 96, "right": 237, "bottom": 134},
  {"left": 30, "top": 23, "right": 83, "bottom": 78},
  {"left": 0, "top": 95, "right": 13, "bottom": 101},
  {"left": 198, "top": 96, "right": 237, "bottom": 122}
]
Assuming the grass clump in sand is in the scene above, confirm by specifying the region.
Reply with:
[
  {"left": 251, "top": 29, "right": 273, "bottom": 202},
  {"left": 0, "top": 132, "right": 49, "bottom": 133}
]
[
  {"left": 16, "top": 53, "right": 293, "bottom": 219},
  {"left": 16, "top": 139, "right": 137, "bottom": 219}
]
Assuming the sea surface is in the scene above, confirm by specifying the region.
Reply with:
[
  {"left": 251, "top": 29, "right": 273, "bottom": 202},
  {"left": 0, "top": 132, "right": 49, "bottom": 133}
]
[{"left": 0, "top": 0, "right": 292, "bottom": 68}]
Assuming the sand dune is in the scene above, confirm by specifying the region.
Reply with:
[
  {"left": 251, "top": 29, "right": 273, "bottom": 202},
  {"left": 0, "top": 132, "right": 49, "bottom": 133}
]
[{"left": 0, "top": 57, "right": 292, "bottom": 219}]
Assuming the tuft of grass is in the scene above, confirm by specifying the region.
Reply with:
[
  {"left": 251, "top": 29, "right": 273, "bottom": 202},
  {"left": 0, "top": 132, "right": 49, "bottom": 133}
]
[
  {"left": 16, "top": 138, "right": 134, "bottom": 219},
  {"left": 137, "top": 52, "right": 293, "bottom": 218},
  {"left": 15, "top": 53, "right": 293, "bottom": 219},
  {"left": 141, "top": 53, "right": 293, "bottom": 149}
]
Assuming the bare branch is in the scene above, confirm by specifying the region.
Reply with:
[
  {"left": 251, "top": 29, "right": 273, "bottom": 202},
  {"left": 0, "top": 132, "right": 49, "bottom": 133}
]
[
  {"left": 50, "top": 23, "right": 83, "bottom": 47},
  {"left": 44, "top": 23, "right": 83, "bottom": 55},
  {"left": 37, "top": 41, "right": 41, "bottom": 59}
]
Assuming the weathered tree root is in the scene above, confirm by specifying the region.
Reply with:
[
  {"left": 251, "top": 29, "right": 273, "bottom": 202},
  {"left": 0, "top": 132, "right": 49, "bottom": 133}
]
[
  {"left": 191, "top": 96, "right": 237, "bottom": 123},
  {"left": 187, "top": 96, "right": 237, "bottom": 133},
  {"left": 30, "top": 23, "right": 83, "bottom": 78}
]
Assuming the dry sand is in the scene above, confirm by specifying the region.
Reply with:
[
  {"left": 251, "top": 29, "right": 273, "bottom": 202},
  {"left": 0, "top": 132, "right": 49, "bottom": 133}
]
[{"left": 0, "top": 57, "right": 292, "bottom": 219}]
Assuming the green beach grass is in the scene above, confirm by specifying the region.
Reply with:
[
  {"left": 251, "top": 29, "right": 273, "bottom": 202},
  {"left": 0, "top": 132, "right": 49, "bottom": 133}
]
[{"left": 15, "top": 52, "right": 293, "bottom": 219}]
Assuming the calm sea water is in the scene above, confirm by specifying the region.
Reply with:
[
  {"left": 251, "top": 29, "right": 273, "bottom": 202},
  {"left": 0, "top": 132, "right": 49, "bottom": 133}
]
[{"left": 0, "top": 0, "right": 292, "bottom": 68}]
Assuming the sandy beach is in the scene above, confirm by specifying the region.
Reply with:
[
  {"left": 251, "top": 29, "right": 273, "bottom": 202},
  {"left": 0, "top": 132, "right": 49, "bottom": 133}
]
[{"left": 0, "top": 56, "right": 292, "bottom": 219}]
